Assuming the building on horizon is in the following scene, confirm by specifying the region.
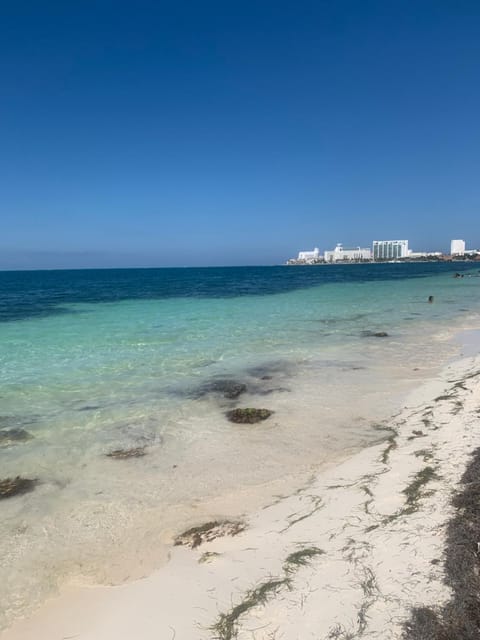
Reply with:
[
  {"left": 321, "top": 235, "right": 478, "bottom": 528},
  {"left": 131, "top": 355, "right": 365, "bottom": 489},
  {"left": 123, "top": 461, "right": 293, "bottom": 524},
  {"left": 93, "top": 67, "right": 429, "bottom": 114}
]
[
  {"left": 407, "top": 251, "right": 443, "bottom": 259},
  {"left": 450, "top": 239, "right": 465, "bottom": 256},
  {"left": 297, "top": 247, "right": 321, "bottom": 262},
  {"left": 324, "top": 243, "right": 371, "bottom": 263},
  {"left": 372, "top": 239, "right": 409, "bottom": 260}
]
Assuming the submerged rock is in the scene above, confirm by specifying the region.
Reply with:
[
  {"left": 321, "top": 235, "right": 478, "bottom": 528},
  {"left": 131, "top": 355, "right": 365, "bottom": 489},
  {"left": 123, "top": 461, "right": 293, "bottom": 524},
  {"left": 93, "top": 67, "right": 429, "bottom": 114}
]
[
  {"left": 226, "top": 408, "right": 273, "bottom": 424},
  {"left": 0, "top": 476, "right": 37, "bottom": 499},
  {"left": 105, "top": 446, "right": 146, "bottom": 459},
  {"left": 0, "top": 428, "right": 34, "bottom": 446},
  {"left": 247, "top": 360, "right": 293, "bottom": 379},
  {"left": 0, "top": 415, "right": 37, "bottom": 428},
  {"left": 254, "top": 387, "right": 290, "bottom": 396},
  {"left": 174, "top": 520, "right": 246, "bottom": 549},
  {"left": 361, "top": 330, "right": 389, "bottom": 338},
  {"left": 194, "top": 379, "right": 248, "bottom": 400}
]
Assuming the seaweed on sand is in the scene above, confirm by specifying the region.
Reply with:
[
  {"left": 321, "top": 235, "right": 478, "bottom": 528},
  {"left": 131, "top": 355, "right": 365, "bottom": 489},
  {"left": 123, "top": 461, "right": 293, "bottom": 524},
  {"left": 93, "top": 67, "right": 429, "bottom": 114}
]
[
  {"left": 283, "top": 546, "right": 325, "bottom": 572},
  {"left": 174, "top": 520, "right": 246, "bottom": 549},
  {"left": 0, "top": 476, "right": 37, "bottom": 499},
  {"left": 381, "top": 435, "right": 398, "bottom": 464},
  {"left": 407, "top": 430, "right": 427, "bottom": 441},
  {"left": 212, "top": 578, "right": 290, "bottom": 640},
  {"left": 404, "top": 447, "right": 480, "bottom": 639},
  {"left": 198, "top": 551, "right": 221, "bottom": 564},
  {"left": 211, "top": 546, "right": 324, "bottom": 640},
  {"left": 106, "top": 446, "right": 146, "bottom": 459},
  {"left": 367, "top": 465, "right": 440, "bottom": 532},
  {"left": 402, "top": 466, "right": 440, "bottom": 510},
  {"left": 414, "top": 449, "right": 434, "bottom": 462},
  {"left": 370, "top": 423, "right": 398, "bottom": 465}
]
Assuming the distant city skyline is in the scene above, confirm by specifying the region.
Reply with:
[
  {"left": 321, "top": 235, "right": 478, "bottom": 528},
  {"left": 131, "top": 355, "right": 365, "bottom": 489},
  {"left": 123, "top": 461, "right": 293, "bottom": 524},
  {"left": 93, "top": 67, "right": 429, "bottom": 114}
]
[
  {"left": 1, "top": 2, "right": 479, "bottom": 269},
  {"left": 289, "top": 237, "right": 477, "bottom": 264}
]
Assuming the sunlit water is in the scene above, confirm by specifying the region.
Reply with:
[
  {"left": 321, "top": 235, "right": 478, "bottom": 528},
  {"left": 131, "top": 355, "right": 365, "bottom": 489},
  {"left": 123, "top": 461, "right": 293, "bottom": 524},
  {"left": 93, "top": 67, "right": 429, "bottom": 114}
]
[{"left": 1, "top": 263, "right": 479, "bottom": 628}]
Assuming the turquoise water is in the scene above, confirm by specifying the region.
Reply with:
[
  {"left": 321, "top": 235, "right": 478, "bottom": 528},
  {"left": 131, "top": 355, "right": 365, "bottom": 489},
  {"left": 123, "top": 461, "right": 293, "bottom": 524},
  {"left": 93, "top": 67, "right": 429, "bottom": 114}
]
[{"left": 1, "top": 264, "right": 479, "bottom": 628}]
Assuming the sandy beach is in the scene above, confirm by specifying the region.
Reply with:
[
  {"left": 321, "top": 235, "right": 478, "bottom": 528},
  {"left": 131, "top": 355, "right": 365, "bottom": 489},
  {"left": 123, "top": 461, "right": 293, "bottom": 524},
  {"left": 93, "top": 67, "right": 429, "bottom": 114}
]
[{"left": 1, "top": 330, "right": 479, "bottom": 640}]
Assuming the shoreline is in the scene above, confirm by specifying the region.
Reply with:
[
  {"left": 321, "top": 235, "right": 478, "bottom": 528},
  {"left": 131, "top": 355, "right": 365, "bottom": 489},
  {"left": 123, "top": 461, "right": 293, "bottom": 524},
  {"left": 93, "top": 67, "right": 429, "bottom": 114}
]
[
  {"left": 3, "top": 293, "right": 475, "bottom": 630},
  {"left": 2, "top": 331, "right": 480, "bottom": 639}
]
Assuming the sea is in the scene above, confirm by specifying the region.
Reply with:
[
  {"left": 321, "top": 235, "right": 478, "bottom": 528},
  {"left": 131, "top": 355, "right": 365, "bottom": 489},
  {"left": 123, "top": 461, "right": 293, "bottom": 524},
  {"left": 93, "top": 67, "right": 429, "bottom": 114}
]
[{"left": 1, "top": 262, "right": 479, "bottom": 628}]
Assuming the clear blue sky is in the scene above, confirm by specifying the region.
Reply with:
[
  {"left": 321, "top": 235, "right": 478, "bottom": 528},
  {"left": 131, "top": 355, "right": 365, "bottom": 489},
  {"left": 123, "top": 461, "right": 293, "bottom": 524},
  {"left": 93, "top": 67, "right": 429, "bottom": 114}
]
[{"left": 1, "top": 0, "right": 479, "bottom": 268}]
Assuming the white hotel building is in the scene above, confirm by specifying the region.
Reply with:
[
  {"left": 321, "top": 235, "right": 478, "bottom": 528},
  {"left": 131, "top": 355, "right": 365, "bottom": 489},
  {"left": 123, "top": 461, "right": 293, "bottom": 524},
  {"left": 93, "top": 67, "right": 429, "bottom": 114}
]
[
  {"left": 297, "top": 247, "right": 321, "bottom": 262},
  {"left": 372, "top": 240, "right": 409, "bottom": 260},
  {"left": 450, "top": 239, "right": 465, "bottom": 256},
  {"left": 324, "top": 243, "right": 371, "bottom": 262}
]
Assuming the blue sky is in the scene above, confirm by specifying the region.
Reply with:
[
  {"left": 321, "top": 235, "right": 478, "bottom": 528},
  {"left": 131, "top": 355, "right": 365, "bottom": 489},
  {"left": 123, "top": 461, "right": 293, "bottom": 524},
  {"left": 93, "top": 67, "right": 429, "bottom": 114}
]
[{"left": 1, "top": 1, "right": 479, "bottom": 267}]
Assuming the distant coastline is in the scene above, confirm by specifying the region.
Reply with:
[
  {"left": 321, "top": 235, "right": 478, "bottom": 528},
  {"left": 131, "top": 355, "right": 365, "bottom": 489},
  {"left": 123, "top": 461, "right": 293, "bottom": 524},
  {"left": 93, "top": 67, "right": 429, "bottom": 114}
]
[
  {"left": 286, "top": 256, "right": 480, "bottom": 266},
  {"left": 288, "top": 238, "right": 479, "bottom": 265}
]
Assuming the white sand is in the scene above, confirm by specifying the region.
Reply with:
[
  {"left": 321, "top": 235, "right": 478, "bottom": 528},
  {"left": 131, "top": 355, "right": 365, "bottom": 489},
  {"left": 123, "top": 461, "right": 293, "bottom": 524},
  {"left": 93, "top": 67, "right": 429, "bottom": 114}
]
[{"left": 2, "top": 345, "right": 480, "bottom": 640}]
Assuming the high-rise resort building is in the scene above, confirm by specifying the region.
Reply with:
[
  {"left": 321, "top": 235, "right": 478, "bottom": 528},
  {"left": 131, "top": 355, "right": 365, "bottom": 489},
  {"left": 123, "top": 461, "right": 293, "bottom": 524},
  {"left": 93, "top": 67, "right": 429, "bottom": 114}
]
[
  {"left": 450, "top": 239, "right": 466, "bottom": 256},
  {"left": 372, "top": 239, "right": 409, "bottom": 260}
]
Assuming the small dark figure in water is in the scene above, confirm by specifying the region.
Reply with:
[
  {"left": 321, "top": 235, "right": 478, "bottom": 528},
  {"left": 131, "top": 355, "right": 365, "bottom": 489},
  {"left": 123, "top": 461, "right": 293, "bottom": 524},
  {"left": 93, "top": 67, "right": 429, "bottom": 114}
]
[
  {"left": 453, "top": 273, "right": 464, "bottom": 278},
  {"left": 428, "top": 295, "right": 434, "bottom": 303}
]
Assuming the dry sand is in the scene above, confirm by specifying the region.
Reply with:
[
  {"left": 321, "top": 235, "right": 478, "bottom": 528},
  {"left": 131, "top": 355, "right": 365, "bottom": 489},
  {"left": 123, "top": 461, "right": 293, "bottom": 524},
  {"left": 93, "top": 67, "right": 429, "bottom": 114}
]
[{"left": 2, "top": 346, "right": 480, "bottom": 640}]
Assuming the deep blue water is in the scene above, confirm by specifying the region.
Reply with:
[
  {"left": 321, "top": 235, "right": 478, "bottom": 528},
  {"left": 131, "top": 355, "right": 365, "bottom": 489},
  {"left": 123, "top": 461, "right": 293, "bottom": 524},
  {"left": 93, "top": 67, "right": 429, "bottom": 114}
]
[{"left": 0, "top": 262, "right": 477, "bottom": 322}]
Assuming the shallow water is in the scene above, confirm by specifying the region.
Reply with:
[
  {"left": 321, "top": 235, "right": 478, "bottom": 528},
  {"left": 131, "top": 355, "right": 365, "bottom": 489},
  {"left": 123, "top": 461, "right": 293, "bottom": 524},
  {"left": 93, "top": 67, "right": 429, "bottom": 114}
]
[{"left": 1, "top": 263, "right": 479, "bottom": 628}]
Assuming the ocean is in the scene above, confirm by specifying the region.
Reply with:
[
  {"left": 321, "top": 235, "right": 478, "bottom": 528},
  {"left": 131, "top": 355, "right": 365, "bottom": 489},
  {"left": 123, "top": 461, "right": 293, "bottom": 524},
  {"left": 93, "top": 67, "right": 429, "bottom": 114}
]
[{"left": 1, "top": 262, "right": 479, "bottom": 628}]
